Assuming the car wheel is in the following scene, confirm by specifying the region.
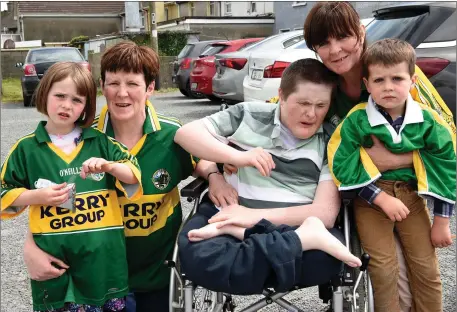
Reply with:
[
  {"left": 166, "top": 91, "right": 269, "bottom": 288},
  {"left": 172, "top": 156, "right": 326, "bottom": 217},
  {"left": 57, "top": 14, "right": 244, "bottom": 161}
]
[
  {"left": 23, "top": 93, "right": 32, "bottom": 107},
  {"left": 206, "top": 95, "right": 223, "bottom": 103},
  {"left": 179, "top": 88, "right": 189, "bottom": 97}
]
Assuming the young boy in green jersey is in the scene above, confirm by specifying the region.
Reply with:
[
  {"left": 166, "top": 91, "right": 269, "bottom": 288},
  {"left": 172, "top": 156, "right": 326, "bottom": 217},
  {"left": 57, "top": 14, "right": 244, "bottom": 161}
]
[
  {"left": 328, "top": 38, "right": 456, "bottom": 311},
  {"left": 1, "top": 62, "right": 143, "bottom": 312}
]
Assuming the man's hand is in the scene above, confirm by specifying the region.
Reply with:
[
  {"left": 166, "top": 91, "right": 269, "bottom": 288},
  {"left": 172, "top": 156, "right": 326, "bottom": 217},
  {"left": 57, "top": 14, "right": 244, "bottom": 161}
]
[
  {"left": 431, "top": 216, "right": 453, "bottom": 248},
  {"left": 24, "top": 235, "right": 69, "bottom": 281},
  {"left": 365, "top": 135, "right": 413, "bottom": 172},
  {"left": 231, "top": 147, "right": 275, "bottom": 177},
  {"left": 80, "top": 157, "right": 113, "bottom": 179},
  {"left": 208, "top": 172, "right": 238, "bottom": 208},
  {"left": 37, "top": 183, "right": 70, "bottom": 206},
  {"left": 208, "top": 204, "right": 263, "bottom": 228},
  {"left": 374, "top": 192, "right": 410, "bottom": 222}
]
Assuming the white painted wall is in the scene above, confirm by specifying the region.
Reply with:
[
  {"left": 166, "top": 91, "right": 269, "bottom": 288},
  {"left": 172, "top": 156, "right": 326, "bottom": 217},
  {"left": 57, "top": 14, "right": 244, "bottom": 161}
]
[{"left": 221, "top": 2, "right": 273, "bottom": 16}]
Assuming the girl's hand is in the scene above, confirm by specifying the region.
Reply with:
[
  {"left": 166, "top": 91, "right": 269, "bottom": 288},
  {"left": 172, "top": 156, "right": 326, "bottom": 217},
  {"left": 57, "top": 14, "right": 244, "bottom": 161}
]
[
  {"left": 80, "top": 157, "right": 113, "bottom": 179},
  {"left": 431, "top": 217, "right": 453, "bottom": 248},
  {"left": 37, "top": 183, "right": 70, "bottom": 206}
]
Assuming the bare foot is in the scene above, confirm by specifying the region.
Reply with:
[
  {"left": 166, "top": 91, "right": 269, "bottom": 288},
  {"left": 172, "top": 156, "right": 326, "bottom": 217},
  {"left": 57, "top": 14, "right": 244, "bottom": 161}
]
[
  {"left": 295, "top": 217, "right": 362, "bottom": 267},
  {"left": 188, "top": 222, "right": 225, "bottom": 242}
]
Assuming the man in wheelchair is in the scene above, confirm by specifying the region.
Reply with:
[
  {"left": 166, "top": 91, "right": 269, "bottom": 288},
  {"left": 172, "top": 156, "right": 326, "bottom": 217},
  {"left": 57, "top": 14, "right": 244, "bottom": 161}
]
[{"left": 174, "top": 58, "right": 362, "bottom": 296}]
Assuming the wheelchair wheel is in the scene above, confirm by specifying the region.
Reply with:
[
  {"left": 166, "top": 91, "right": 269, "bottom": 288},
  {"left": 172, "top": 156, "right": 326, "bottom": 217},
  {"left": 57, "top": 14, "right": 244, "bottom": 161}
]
[
  {"left": 169, "top": 248, "right": 231, "bottom": 312},
  {"left": 342, "top": 232, "right": 374, "bottom": 312}
]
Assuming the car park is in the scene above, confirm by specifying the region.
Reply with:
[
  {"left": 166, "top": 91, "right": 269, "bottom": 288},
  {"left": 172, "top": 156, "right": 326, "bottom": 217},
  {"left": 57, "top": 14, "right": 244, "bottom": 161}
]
[
  {"left": 172, "top": 40, "right": 226, "bottom": 98},
  {"left": 212, "top": 30, "right": 304, "bottom": 104},
  {"left": 189, "top": 38, "right": 263, "bottom": 102},
  {"left": 16, "top": 47, "right": 90, "bottom": 107}
]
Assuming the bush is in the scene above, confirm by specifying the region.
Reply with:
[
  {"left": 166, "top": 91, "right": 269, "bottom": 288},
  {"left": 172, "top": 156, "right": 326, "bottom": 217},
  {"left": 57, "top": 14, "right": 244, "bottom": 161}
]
[
  {"left": 68, "top": 35, "right": 90, "bottom": 50},
  {"left": 121, "top": 31, "right": 188, "bottom": 56}
]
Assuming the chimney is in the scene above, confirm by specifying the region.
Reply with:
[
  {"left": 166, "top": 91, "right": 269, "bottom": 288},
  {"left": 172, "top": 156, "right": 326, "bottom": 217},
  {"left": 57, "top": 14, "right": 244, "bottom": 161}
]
[{"left": 124, "top": 2, "right": 142, "bottom": 32}]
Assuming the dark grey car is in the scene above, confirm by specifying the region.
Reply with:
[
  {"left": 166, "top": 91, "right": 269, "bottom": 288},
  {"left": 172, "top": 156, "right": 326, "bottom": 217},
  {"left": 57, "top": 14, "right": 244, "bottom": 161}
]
[
  {"left": 15, "top": 47, "right": 89, "bottom": 107},
  {"left": 367, "top": 2, "right": 456, "bottom": 121},
  {"left": 173, "top": 40, "right": 226, "bottom": 98}
]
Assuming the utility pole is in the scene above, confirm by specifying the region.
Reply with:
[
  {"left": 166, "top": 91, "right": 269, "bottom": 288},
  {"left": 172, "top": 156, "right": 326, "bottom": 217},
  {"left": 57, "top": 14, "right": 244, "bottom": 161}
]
[
  {"left": 149, "top": 2, "right": 158, "bottom": 53},
  {"left": 148, "top": 1, "right": 160, "bottom": 90}
]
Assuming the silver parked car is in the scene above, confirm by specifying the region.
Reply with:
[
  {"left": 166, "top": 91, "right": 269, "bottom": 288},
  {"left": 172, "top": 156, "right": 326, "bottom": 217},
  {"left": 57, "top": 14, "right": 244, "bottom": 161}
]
[{"left": 212, "top": 30, "right": 304, "bottom": 104}]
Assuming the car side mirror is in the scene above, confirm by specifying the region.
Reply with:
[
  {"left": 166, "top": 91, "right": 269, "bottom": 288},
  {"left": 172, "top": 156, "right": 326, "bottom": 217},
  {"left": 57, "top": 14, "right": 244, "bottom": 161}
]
[{"left": 16, "top": 62, "right": 23, "bottom": 67}]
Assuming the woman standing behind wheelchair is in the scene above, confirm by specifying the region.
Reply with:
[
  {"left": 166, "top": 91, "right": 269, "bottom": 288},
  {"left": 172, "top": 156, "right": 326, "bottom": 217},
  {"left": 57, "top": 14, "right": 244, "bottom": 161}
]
[{"left": 302, "top": 2, "right": 456, "bottom": 312}]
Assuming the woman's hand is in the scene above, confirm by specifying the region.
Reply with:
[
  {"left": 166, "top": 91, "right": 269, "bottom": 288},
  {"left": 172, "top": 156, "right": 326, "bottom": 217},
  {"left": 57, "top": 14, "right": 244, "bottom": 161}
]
[
  {"left": 208, "top": 172, "right": 238, "bottom": 208},
  {"left": 365, "top": 135, "right": 413, "bottom": 172},
  {"left": 24, "top": 233, "right": 69, "bottom": 281}
]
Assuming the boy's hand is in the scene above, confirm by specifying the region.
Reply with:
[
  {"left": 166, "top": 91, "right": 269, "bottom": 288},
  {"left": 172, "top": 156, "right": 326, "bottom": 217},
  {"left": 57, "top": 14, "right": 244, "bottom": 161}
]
[
  {"left": 232, "top": 147, "right": 275, "bottom": 177},
  {"left": 80, "top": 157, "right": 113, "bottom": 179},
  {"left": 374, "top": 192, "right": 410, "bottom": 222},
  {"left": 37, "top": 183, "right": 69, "bottom": 206},
  {"left": 431, "top": 216, "right": 453, "bottom": 248}
]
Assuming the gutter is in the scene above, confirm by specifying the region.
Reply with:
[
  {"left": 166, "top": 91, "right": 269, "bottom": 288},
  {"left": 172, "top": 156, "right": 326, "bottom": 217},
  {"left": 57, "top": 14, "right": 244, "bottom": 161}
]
[{"left": 19, "top": 13, "right": 121, "bottom": 18}]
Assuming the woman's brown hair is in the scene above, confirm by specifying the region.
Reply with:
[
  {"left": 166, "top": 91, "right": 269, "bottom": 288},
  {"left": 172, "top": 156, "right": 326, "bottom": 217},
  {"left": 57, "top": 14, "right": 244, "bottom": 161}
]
[
  {"left": 34, "top": 61, "right": 96, "bottom": 127},
  {"left": 304, "top": 2, "right": 367, "bottom": 53},
  {"left": 100, "top": 40, "right": 160, "bottom": 88}
]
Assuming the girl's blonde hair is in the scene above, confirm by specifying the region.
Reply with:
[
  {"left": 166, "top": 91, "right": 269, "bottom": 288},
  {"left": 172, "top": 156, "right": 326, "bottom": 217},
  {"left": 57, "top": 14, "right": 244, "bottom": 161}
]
[{"left": 35, "top": 61, "right": 97, "bottom": 127}]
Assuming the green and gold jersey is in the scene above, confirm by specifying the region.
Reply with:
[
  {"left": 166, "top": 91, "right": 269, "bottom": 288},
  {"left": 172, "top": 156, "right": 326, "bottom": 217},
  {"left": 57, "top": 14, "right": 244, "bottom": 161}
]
[
  {"left": 94, "top": 100, "right": 197, "bottom": 292},
  {"left": 0, "top": 121, "right": 142, "bottom": 310}
]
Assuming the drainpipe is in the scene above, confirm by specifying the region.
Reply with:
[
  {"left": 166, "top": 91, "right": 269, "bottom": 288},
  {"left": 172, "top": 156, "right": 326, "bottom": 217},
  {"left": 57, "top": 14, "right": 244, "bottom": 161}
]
[{"left": 20, "top": 15, "right": 24, "bottom": 41}]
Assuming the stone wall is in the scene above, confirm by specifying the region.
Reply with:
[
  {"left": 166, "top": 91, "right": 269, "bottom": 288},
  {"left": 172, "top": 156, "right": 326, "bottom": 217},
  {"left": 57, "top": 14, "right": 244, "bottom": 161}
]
[
  {"left": 23, "top": 17, "right": 122, "bottom": 42},
  {"left": 1, "top": 49, "right": 29, "bottom": 78}
]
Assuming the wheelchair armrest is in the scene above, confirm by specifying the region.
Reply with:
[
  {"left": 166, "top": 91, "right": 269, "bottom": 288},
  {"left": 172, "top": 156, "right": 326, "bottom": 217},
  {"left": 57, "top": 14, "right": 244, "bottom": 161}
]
[
  {"left": 340, "top": 191, "right": 358, "bottom": 200},
  {"left": 180, "top": 177, "right": 208, "bottom": 199}
]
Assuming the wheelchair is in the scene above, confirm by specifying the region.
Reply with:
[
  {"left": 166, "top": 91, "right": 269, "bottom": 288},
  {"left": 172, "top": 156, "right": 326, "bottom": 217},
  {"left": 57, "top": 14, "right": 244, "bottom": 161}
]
[{"left": 166, "top": 177, "right": 374, "bottom": 312}]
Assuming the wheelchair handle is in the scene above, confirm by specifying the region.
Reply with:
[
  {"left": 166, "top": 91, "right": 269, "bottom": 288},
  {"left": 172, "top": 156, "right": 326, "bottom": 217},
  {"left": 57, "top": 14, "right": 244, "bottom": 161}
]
[{"left": 360, "top": 253, "right": 370, "bottom": 272}]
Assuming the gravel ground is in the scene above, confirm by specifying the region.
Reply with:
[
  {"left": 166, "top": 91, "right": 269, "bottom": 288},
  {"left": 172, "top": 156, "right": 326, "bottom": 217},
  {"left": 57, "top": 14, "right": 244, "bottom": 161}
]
[{"left": 1, "top": 92, "right": 455, "bottom": 311}]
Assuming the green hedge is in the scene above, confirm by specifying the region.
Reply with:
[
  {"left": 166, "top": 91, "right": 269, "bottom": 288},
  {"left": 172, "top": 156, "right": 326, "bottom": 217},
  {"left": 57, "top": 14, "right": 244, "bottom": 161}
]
[{"left": 121, "top": 31, "right": 188, "bottom": 56}]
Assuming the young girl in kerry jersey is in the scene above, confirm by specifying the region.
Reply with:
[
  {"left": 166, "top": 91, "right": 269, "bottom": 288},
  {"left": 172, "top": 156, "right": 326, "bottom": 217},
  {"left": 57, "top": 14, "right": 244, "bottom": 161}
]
[{"left": 1, "top": 62, "right": 143, "bottom": 312}]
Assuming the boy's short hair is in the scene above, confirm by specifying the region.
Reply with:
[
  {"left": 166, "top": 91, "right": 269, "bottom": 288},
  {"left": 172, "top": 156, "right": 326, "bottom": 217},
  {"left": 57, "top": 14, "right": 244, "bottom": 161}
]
[
  {"left": 100, "top": 40, "right": 160, "bottom": 87},
  {"left": 280, "top": 58, "right": 339, "bottom": 100},
  {"left": 362, "top": 38, "right": 416, "bottom": 78},
  {"left": 35, "top": 62, "right": 96, "bottom": 128}
]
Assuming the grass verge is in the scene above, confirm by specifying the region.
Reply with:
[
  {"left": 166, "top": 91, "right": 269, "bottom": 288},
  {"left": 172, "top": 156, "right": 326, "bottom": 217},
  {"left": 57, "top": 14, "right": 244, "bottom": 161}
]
[{"left": 1, "top": 78, "right": 23, "bottom": 103}]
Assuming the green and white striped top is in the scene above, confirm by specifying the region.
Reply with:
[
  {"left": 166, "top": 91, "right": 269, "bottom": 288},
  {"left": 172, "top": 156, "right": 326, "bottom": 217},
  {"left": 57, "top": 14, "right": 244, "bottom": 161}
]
[{"left": 204, "top": 102, "right": 333, "bottom": 209}]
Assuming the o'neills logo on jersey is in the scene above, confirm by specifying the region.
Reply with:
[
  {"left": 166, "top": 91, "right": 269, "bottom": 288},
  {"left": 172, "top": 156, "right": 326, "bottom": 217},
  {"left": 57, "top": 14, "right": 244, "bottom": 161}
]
[{"left": 60, "top": 166, "right": 82, "bottom": 177}]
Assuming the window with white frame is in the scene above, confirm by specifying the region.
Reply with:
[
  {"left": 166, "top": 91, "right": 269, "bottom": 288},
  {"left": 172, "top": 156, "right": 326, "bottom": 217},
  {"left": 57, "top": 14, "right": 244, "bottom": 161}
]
[
  {"left": 190, "top": 2, "right": 195, "bottom": 16},
  {"left": 209, "top": 1, "right": 215, "bottom": 16},
  {"left": 165, "top": 7, "right": 169, "bottom": 20},
  {"left": 225, "top": 2, "right": 232, "bottom": 15},
  {"left": 141, "top": 12, "right": 145, "bottom": 28}
]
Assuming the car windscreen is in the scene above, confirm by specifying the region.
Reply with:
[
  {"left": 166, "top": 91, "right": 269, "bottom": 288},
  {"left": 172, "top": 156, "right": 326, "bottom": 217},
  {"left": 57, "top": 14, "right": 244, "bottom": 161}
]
[
  {"left": 177, "top": 44, "right": 194, "bottom": 58},
  {"left": 366, "top": 6, "right": 454, "bottom": 47},
  {"left": 27, "top": 49, "right": 84, "bottom": 63}
]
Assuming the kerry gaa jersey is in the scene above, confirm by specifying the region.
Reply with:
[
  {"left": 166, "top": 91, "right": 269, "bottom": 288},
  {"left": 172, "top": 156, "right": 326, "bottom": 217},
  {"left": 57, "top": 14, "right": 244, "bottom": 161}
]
[
  {"left": 1, "top": 121, "right": 142, "bottom": 310},
  {"left": 94, "top": 100, "right": 197, "bottom": 292},
  {"left": 328, "top": 95, "right": 456, "bottom": 205}
]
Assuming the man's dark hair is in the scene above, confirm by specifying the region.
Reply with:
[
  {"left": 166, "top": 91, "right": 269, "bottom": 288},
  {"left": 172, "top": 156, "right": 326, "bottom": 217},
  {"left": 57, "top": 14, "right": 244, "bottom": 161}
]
[{"left": 280, "top": 58, "right": 339, "bottom": 100}]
